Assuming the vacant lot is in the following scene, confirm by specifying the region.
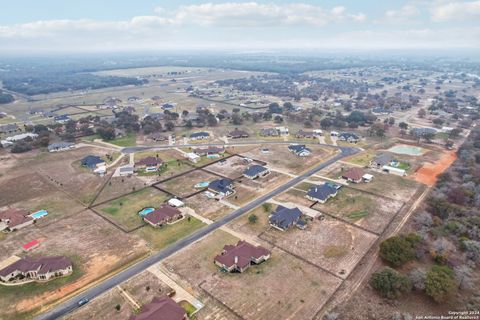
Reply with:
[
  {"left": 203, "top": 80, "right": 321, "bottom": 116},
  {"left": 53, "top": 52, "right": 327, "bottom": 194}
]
[
  {"left": 259, "top": 216, "right": 378, "bottom": 278},
  {"left": 237, "top": 170, "right": 290, "bottom": 192},
  {"left": 228, "top": 184, "right": 259, "bottom": 206},
  {"left": 312, "top": 186, "right": 404, "bottom": 233},
  {"left": 0, "top": 210, "right": 148, "bottom": 320},
  {"left": 156, "top": 169, "right": 218, "bottom": 198},
  {"left": 185, "top": 193, "right": 232, "bottom": 221},
  {"left": 93, "top": 175, "right": 149, "bottom": 204},
  {"left": 241, "top": 144, "right": 335, "bottom": 175},
  {"left": 228, "top": 202, "right": 276, "bottom": 238},
  {"left": 273, "top": 188, "right": 315, "bottom": 208},
  {"left": 202, "top": 155, "right": 254, "bottom": 179},
  {"left": 164, "top": 230, "right": 342, "bottom": 320},
  {"left": 96, "top": 187, "right": 170, "bottom": 230},
  {"left": 134, "top": 216, "right": 205, "bottom": 251},
  {"left": 343, "top": 150, "right": 376, "bottom": 167}
]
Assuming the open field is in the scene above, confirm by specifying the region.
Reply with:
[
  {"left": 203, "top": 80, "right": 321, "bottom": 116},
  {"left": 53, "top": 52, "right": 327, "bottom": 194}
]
[
  {"left": 241, "top": 144, "right": 336, "bottom": 175},
  {"left": 109, "top": 133, "right": 137, "bottom": 147},
  {"left": 414, "top": 150, "right": 457, "bottom": 186},
  {"left": 156, "top": 169, "right": 219, "bottom": 198},
  {"left": 163, "top": 229, "right": 342, "bottom": 320},
  {"left": 135, "top": 150, "right": 194, "bottom": 178},
  {"left": 228, "top": 202, "right": 276, "bottom": 238},
  {"left": 274, "top": 187, "right": 316, "bottom": 207},
  {"left": 93, "top": 175, "right": 149, "bottom": 205},
  {"left": 185, "top": 193, "right": 232, "bottom": 221},
  {"left": 0, "top": 210, "right": 148, "bottom": 320},
  {"left": 133, "top": 216, "right": 205, "bottom": 251},
  {"left": 312, "top": 185, "right": 404, "bottom": 233},
  {"left": 227, "top": 184, "right": 260, "bottom": 206},
  {"left": 260, "top": 216, "right": 378, "bottom": 279},
  {"left": 96, "top": 187, "right": 170, "bottom": 230}
]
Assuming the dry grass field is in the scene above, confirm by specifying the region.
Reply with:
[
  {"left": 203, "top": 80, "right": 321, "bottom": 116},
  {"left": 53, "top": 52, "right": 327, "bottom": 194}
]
[
  {"left": 0, "top": 210, "right": 148, "bottom": 320},
  {"left": 184, "top": 194, "right": 232, "bottom": 221},
  {"left": 156, "top": 169, "right": 219, "bottom": 198},
  {"left": 202, "top": 155, "right": 254, "bottom": 179},
  {"left": 259, "top": 216, "right": 378, "bottom": 279},
  {"left": 163, "top": 229, "right": 342, "bottom": 320}
]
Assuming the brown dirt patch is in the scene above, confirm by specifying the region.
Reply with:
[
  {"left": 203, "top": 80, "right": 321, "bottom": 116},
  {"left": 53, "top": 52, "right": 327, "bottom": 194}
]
[{"left": 414, "top": 150, "right": 457, "bottom": 186}]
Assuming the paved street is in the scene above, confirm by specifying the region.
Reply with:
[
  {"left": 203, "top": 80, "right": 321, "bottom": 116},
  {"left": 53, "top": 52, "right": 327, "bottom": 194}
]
[{"left": 35, "top": 145, "right": 357, "bottom": 320}]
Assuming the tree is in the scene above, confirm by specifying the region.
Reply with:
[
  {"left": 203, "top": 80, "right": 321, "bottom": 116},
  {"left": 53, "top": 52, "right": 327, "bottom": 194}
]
[
  {"left": 262, "top": 203, "right": 272, "bottom": 212},
  {"left": 11, "top": 142, "right": 32, "bottom": 153},
  {"left": 425, "top": 265, "right": 456, "bottom": 303},
  {"left": 248, "top": 214, "right": 258, "bottom": 224},
  {"left": 379, "top": 235, "right": 418, "bottom": 267},
  {"left": 96, "top": 125, "right": 115, "bottom": 140},
  {"left": 370, "top": 267, "right": 411, "bottom": 299},
  {"left": 418, "top": 108, "right": 427, "bottom": 118},
  {"left": 399, "top": 122, "right": 409, "bottom": 130},
  {"left": 115, "top": 304, "right": 121, "bottom": 311},
  {"left": 165, "top": 122, "right": 175, "bottom": 131},
  {"left": 320, "top": 118, "right": 332, "bottom": 130},
  {"left": 432, "top": 118, "right": 444, "bottom": 126},
  {"left": 207, "top": 114, "right": 218, "bottom": 127},
  {"left": 448, "top": 128, "right": 462, "bottom": 139},
  {"left": 274, "top": 115, "right": 283, "bottom": 124},
  {"left": 231, "top": 113, "right": 243, "bottom": 125}
]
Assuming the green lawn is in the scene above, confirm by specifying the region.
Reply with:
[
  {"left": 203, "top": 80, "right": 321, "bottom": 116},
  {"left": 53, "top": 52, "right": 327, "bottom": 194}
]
[
  {"left": 179, "top": 301, "right": 197, "bottom": 317},
  {"left": 345, "top": 151, "right": 375, "bottom": 167},
  {"left": 396, "top": 162, "right": 411, "bottom": 171},
  {"left": 134, "top": 217, "right": 205, "bottom": 251},
  {"left": 80, "top": 134, "right": 100, "bottom": 142},
  {"left": 347, "top": 211, "right": 370, "bottom": 221},
  {"left": 98, "top": 188, "right": 169, "bottom": 230},
  {"left": 109, "top": 133, "right": 137, "bottom": 147}
]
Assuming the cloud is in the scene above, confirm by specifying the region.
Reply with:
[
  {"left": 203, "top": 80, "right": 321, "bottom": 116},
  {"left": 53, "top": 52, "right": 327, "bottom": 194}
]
[
  {"left": 430, "top": 1, "right": 480, "bottom": 21},
  {"left": 385, "top": 4, "right": 420, "bottom": 20}
]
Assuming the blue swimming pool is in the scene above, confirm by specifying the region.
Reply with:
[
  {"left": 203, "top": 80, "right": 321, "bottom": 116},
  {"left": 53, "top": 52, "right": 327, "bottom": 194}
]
[
  {"left": 195, "top": 181, "right": 210, "bottom": 188},
  {"left": 31, "top": 210, "right": 48, "bottom": 219},
  {"left": 138, "top": 207, "right": 155, "bottom": 216}
]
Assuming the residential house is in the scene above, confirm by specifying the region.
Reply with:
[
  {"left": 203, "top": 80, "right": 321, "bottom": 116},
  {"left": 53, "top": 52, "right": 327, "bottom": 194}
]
[
  {"left": 81, "top": 155, "right": 106, "bottom": 169},
  {"left": 411, "top": 127, "right": 437, "bottom": 137},
  {"left": 0, "top": 208, "right": 34, "bottom": 232},
  {"left": 48, "top": 142, "right": 75, "bottom": 152},
  {"left": 275, "top": 127, "right": 289, "bottom": 135},
  {"left": 260, "top": 128, "right": 279, "bottom": 137},
  {"left": 0, "top": 256, "right": 73, "bottom": 283},
  {"left": 227, "top": 129, "right": 249, "bottom": 139},
  {"left": 189, "top": 131, "right": 210, "bottom": 140},
  {"left": 144, "top": 113, "right": 165, "bottom": 121},
  {"left": 148, "top": 132, "right": 168, "bottom": 142},
  {"left": 382, "top": 165, "right": 407, "bottom": 176},
  {"left": 119, "top": 166, "right": 135, "bottom": 176},
  {"left": 0, "top": 123, "right": 20, "bottom": 135},
  {"left": 288, "top": 144, "right": 311, "bottom": 157},
  {"left": 143, "top": 205, "right": 183, "bottom": 228},
  {"left": 243, "top": 165, "right": 270, "bottom": 180},
  {"left": 130, "top": 296, "right": 187, "bottom": 320},
  {"left": 54, "top": 115, "right": 70, "bottom": 124},
  {"left": 135, "top": 156, "right": 162, "bottom": 172},
  {"left": 369, "top": 154, "right": 393, "bottom": 169},
  {"left": 269, "top": 206, "right": 303, "bottom": 231},
  {"left": 338, "top": 132, "right": 360, "bottom": 143},
  {"left": 306, "top": 184, "right": 338, "bottom": 203},
  {"left": 372, "top": 107, "right": 393, "bottom": 115},
  {"left": 214, "top": 241, "right": 271, "bottom": 273},
  {"left": 330, "top": 131, "right": 339, "bottom": 137},
  {"left": 194, "top": 146, "right": 225, "bottom": 157},
  {"left": 161, "top": 103, "right": 176, "bottom": 111},
  {"left": 341, "top": 167, "right": 365, "bottom": 183},
  {"left": 185, "top": 152, "right": 200, "bottom": 163},
  {"left": 1, "top": 133, "right": 38, "bottom": 147},
  {"left": 208, "top": 178, "right": 235, "bottom": 198},
  {"left": 313, "top": 129, "right": 323, "bottom": 136},
  {"left": 296, "top": 130, "right": 315, "bottom": 139}
]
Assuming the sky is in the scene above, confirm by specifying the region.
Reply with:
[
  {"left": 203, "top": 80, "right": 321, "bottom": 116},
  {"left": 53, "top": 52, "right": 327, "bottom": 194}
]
[{"left": 0, "top": 0, "right": 479, "bottom": 53}]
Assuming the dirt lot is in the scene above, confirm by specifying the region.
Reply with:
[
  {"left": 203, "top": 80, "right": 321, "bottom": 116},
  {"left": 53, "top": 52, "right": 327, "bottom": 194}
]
[
  {"left": 237, "top": 170, "right": 290, "bottom": 192},
  {"left": 156, "top": 169, "right": 219, "bottom": 198},
  {"left": 414, "top": 150, "right": 457, "bottom": 186},
  {"left": 95, "top": 187, "right": 170, "bottom": 230},
  {"left": 93, "top": 175, "right": 149, "bottom": 205},
  {"left": 228, "top": 202, "right": 277, "bottom": 238},
  {"left": 163, "top": 229, "right": 342, "bottom": 320},
  {"left": 312, "top": 186, "right": 404, "bottom": 234},
  {"left": 185, "top": 193, "right": 232, "bottom": 221},
  {"left": 274, "top": 188, "right": 317, "bottom": 208},
  {"left": 241, "top": 144, "right": 336, "bottom": 175},
  {"left": 259, "top": 216, "right": 378, "bottom": 279},
  {"left": 227, "top": 184, "right": 259, "bottom": 206},
  {"left": 202, "top": 155, "right": 256, "bottom": 179},
  {"left": 0, "top": 210, "right": 148, "bottom": 320}
]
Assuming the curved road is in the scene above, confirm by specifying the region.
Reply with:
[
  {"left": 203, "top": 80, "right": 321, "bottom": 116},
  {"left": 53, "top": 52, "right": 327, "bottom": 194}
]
[{"left": 36, "top": 145, "right": 358, "bottom": 320}]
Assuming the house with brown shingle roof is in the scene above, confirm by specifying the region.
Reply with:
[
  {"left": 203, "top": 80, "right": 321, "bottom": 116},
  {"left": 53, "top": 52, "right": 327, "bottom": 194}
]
[
  {"left": 131, "top": 296, "right": 187, "bottom": 320},
  {"left": 0, "top": 256, "right": 73, "bottom": 283},
  {"left": 194, "top": 146, "right": 225, "bottom": 157},
  {"left": 227, "top": 128, "right": 249, "bottom": 139},
  {"left": 0, "top": 208, "right": 34, "bottom": 232},
  {"left": 135, "top": 156, "right": 163, "bottom": 172},
  {"left": 341, "top": 167, "right": 365, "bottom": 183},
  {"left": 214, "top": 241, "right": 271, "bottom": 273},
  {"left": 143, "top": 205, "right": 183, "bottom": 228}
]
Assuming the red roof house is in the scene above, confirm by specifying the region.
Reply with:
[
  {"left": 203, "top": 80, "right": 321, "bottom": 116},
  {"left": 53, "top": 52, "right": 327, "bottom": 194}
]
[
  {"left": 341, "top": 167, "right": 365, "bottom": 183},
  {"left": 144, "top": 205, "right": 183, "bottom": 227},
  {"left": 214, "top": 241, "right": 271, "bottom": 273},
  {"left": 130, "top": 296, "right": 186, "bottom": 320}
]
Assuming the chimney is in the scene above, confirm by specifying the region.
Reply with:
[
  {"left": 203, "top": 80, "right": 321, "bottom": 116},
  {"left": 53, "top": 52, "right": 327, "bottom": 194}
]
[{"left": 234, "top": 256, "right": 238, "bottom": 265}]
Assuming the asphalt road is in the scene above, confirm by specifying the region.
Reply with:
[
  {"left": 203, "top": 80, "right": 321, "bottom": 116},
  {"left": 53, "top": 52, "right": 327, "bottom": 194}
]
[{"left": 36, "top": 145, "right": 358, "bottom": 320}]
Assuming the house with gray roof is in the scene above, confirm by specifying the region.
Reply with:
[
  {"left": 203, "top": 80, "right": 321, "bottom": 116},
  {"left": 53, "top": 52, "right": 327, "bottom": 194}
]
[
  {"left": 243, "top": 165, "right": 270, "bottom": 179},
  {"left": 369, "top": 153, "right": 393, "bottom": 169},
  {"left": 208, "top": 178, "right": 235, "bottom": 198},
  {"left": 288, "top": 144, "right": 311, "bottom": 157},
  {"left": 269, "top": 206, "right": 304, "bottom": 231},
  {"left": 306, "top": 184, "right": 338, "bottom": 203},
  {"left": 48, "top": 142, "right": 75, "bottom": 152}
]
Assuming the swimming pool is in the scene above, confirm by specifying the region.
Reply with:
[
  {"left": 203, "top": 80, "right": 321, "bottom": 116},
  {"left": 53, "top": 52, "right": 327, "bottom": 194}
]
[
  {"left": 31, "top": 210, "right": 48, "bottom": 219},
  {"left": 138, "top": 207, "right": 155, "bottom": 216},
  {"left": 195, "top": 181, "right": 210, "bottom": 188},
  {"left": 388, "top": 145, "right": 426, "bottom": 156}
]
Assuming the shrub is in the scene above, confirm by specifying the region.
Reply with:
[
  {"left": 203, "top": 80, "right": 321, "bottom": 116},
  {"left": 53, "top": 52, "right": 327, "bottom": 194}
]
[
  {"left": 370, "top": 267, "right": 411, "bottom": 299},
  {"left": 379, "top": 235, "right": 419, "bottom": 267},
  {"left": 425, "top": 265, "right": 456, "bottom": 303},
  {"left": 248, "top": 214, "right": 258, "bottom": 224}
]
